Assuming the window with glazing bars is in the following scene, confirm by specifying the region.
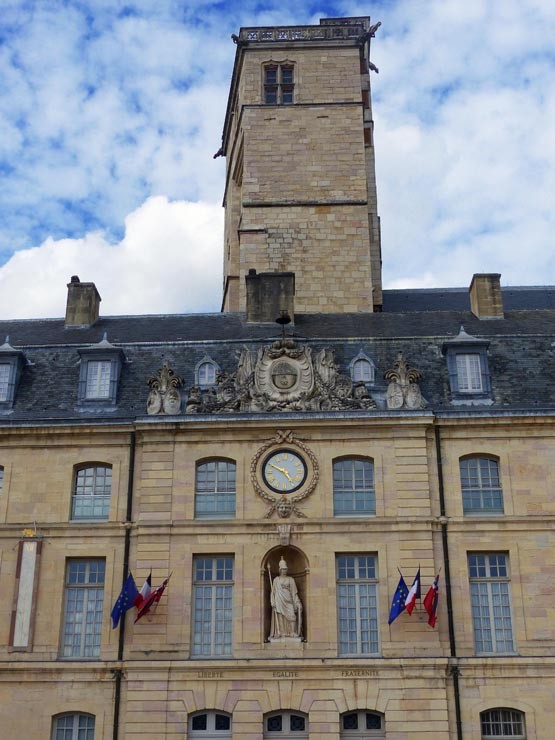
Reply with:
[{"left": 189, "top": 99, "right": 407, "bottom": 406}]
[
  {"left": 341, "top": 710, "right": 384, "bottom": 738},
  {"left": 61, "top": 560, "right": 105, "bottom": 658},
  {"left": 52, "top": 713, "right": 95, "bottom": 740},
  {"left": 460, "top": 456, "right": 503, "bottom": 514},
  {"left": 195, "top": 460, "right": 236, "bottom": 518},
  {"left": 85, "top": 360, "right": 111, "bottom": 399},
  {"left": 71, "top": 466, "right": 112, "bottom": 520},
  {"left": 456, "top": 353, "right": 483, "bottom": 392},
  {"left": 264, "top": 64, "right": 294, "bottom": 104},
  {"left": 192, "top": 556, "right": 233, "bottom": 656},
  {"left": 264, "top": 711, "right": 308, "bottom": 737},
  {"left": 468, "top": 553, "right": 514, "bottom": 654},
  {"left": 336, "top": 554, "right": 379, "bottom": 655},
  {"left": 0, "top": 364, "right": 10, "bottom": 401},
  {"left": 189, "top": 710, "right": 232, "bottom": 736},
  {"left": 481, "top": 709, "right": 525, "bottom": 739},
  {"left": 333, "top": 458, "right": 375, "bottom": 515},
  {"left": 352, "top": 358, "right": 374, "bottom": 383}
]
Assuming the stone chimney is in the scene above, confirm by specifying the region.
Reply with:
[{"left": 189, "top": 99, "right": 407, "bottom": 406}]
[
  {"left": 469, "top": 273, "right": 504, "bottom": 320},
  {"left": 245, "top": 271, "right": 295, "bottom": 323},
  {"left": 65, "top": 276, "right": 102, "bottom": 328}
]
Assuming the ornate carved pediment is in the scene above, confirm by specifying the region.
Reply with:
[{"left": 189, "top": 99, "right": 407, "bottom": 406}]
[
  {"left": 147, "top": 361, "right": 183, "bottom": 415},
  {"left": 185, "top": 338, "right": 377, "bottom": 414},
  {"left": 384, "top": 352, "right": 426, "bottom": 410}
]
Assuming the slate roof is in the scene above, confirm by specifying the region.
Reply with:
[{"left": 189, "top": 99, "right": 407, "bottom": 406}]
[{"left": 1, "top": 287, "right": 555, "bottom": 424}]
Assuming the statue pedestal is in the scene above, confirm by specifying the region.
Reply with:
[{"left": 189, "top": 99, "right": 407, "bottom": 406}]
[{"left": 265, "top": 636, "right": 304, "bottom": 658}]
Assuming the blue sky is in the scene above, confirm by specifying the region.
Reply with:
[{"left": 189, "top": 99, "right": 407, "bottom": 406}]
[{"left": 0, "top": 0, "right": 554, "bottom": 317}]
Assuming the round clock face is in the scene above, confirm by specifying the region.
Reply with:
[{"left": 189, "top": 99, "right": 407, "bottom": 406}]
[{"left": 262, "top": 449, "right": 308, "bottom": 494}]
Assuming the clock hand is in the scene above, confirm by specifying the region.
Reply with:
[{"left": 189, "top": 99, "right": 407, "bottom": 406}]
[{"left": 269, "top": 463, "right": 294, "bottom": 484}]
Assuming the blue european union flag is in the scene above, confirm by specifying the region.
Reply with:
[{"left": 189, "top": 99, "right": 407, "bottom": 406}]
[
  {"left": 388, "top": 574, "right": 409, "bottom": 625},
  {"left": 111, "top": 572, "right": 139, "bottom": 629}
]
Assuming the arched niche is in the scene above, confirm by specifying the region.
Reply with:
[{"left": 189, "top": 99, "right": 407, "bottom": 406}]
[{"left": 262, "top": 546, "right": 309, "bottom": 642}]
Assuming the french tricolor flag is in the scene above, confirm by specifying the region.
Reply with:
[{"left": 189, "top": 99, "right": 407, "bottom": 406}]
[{"left": 404, "top": 567, "right": 421, "bottom": 615}]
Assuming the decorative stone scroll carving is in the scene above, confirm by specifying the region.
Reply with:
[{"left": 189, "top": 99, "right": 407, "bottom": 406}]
[
  {"left": 147, "top": 361, "right": 183, "bottom": 415},
  {"left": 185, "top": 338, "right": 377, "bottom": 414},
  {"left": 384, "top": 352, "right": 426, "bottom": 410}
]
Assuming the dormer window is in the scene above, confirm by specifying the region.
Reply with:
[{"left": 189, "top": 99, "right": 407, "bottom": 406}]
[
  {"left": 455, "top": 353, "right": 483, "bottom": 393},
  {"left": 0, "top": 337, "right": 25, "bottom": 410},
  {"left": 442, "top": 327, "right": 492, "bottom": 404},
  {"left": 0, "top": 364, "right": 10, "bottom": 401},
  {"left": 85, "top": 360, "right": 112, "bottom": 399},
  {"left": 264, "top": 63, "right": 294, "bottom": 104},
  {"left": 348, "top": 351, "right": 376, "bottom": 384},
  {"left": 77, "top": 334, "right": 123, "bottom": 407},
  {"left": 195, "top": 357, "right": 220, "bottom": 387}
]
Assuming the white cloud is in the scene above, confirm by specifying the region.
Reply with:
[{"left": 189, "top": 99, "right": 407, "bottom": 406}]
[
  {"left": 1, "top": 0, "right": 555, "bottom": 316},
  {"left": 0, "top": 197, "right": 224, "bottom": 318}
]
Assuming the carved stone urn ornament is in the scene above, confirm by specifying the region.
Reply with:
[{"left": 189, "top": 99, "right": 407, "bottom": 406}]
[
  {"left": 147, "top": 361, "right": 183, "bottom": 415},
  {"left": 384, "top": 352, "right": 426, "bottom": 410},
  {"left": 251, "top": 430, "right": 319, "bottom": 518}
]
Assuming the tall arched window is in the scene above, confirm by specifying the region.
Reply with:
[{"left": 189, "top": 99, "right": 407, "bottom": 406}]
[
  {"left": 52, "top": 712, "right": 95, "bottom": 740},
  {"left": 189, "top": 710, "right": 232, "bottom": 738},
  {"left": 481, "top": 709, "right": 525, "bottom": 739},
  {"left": 333, "top": 458, "right": 375, "bottom": 516},
  {"left": 340, "top": 710, "right": 385, "bottom": 739},
  {"left": 263, "top": 711, "right": 308, "bottom": 738},
  {"left": 195, "top": 460, "right": 236, "bottom": 518},
  {"left": 460, "top": 456, "right": 503, "bottom": 514},
  {"left": 0, "top": 465, "right": 4, "bottom": 491},
  {"left": 71, "top": 465, "right": 112, "bottom": 520}
]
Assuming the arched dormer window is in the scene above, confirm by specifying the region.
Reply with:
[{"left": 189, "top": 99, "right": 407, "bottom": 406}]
[
  {"left": 189, "top": 710, "right": 232, "bottom": 737},
  {"left": 71, "top": 464, "right": 112, "bottom": 521},
  {"left": 348, "top": 351, "right": 375, "bottom": 384},
  {"left": 340, "top": 710, "right": 385, "bottom": 738},
  {"left": 333, "top": 457, "right": 375, "bottom": 516},
  {"left": 196, "top": 357, "right": 220, "bottom": 387},
  {"left": 263, "top": 61, "right": 295, "bottom": 105},
  {"left": 52, "top": 712, "right": 95, "bottom": 739},
  {"left": 195, "top": 459, "right": 236, "bottom": 518},
  {"left": 460, "top": 455, "right": 503, "bottom": 514},
  {"left": 263, "top": 711, "right": 308, "bottom": 737},
  {"left": 481, "top": 709, "right": 525, "bottom": 739}
]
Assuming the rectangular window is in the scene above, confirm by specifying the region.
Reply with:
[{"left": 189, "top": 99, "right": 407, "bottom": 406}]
[
  {"left": 85, "top": 361, "right": 111, "bottom": 399},
  {"left": 195, "top": 461, "right": 236, "bottom": 519},
  {"left": 456, "top": 354, "right": 483, "bottom": 392},
  {"left": 0, "top": 364, "right": 10, "bottom": 401},
  {"left": 264, "top": 64, "right": 294, "bottom": 105},
  {"left": 61, "top": 559, "right": 105, "bottom": 658},
  {"left": 461, "top": 457, "right": 503, "bottom": 514},
  {"left": 336, "top": 554, "right": 379, "bottom": 655},
  {"left": 468, "top": 553, "right": 514, "bottom": 654},
  {"left": 333, "top": 458, "right": 375, "bottom": 516},
  {"left": 71, "top": 466, "right": 112, "bottom": 521},
  {"left": 192, "top": 556, "right": 233, "bottom": 656}
]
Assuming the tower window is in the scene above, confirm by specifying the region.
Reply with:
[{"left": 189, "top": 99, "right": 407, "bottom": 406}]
[{"left": 264, "top": 64, "right": 294, "bottom": 105}]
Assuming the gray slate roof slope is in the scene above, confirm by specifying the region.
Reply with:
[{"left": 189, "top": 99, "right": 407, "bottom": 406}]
[{"left": 1, "top": 305, "right": 555, "bottom": 423}]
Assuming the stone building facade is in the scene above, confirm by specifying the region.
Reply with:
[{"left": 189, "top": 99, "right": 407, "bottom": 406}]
[{"left": 1, "top": 16, "right": 554, "bottom": 740}]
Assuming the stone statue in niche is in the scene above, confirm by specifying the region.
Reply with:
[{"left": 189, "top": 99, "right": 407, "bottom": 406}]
[
  {"left": 185, "top": 338, "right": 377, "bottom": 414},
  {"left": 147, "top": 361, "right": 183, "bottom": 415},
  {"left": 384, "top": 352, "right": 426, "bottom": 410},
  {"left": 268, "top": 557, "right": 302, "bottom": 640}
]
